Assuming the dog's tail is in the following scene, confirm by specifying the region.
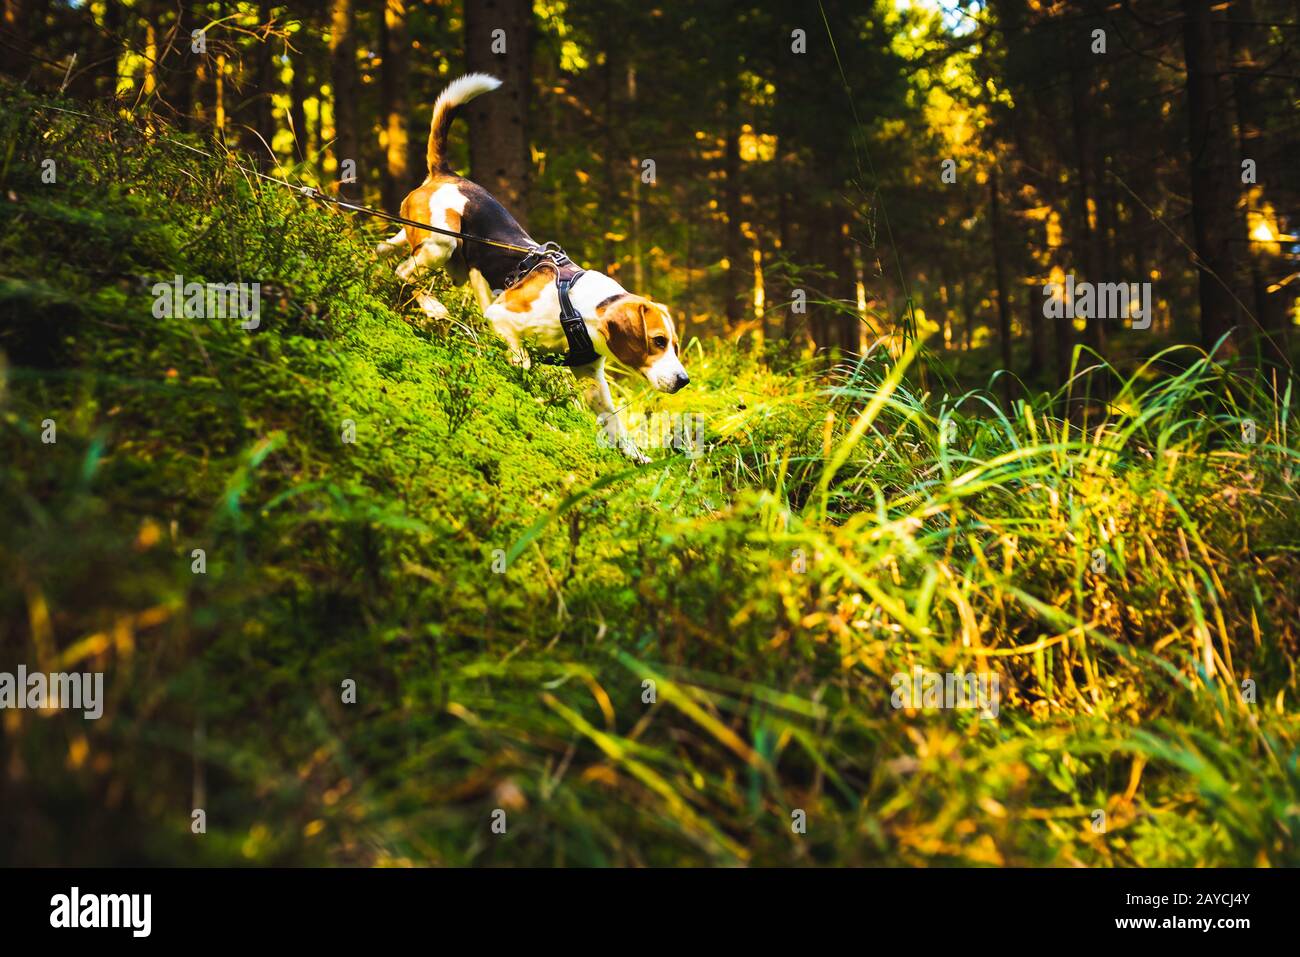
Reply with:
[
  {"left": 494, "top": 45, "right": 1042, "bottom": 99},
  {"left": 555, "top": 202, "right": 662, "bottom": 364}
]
[{"left": 426, "top": 73, "right": 501, "bottom": 176}]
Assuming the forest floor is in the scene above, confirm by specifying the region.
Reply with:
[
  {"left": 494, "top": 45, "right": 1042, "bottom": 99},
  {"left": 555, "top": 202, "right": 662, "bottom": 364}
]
[{"left": 3, "top": 86, "right": 1299, "bottom": 866}]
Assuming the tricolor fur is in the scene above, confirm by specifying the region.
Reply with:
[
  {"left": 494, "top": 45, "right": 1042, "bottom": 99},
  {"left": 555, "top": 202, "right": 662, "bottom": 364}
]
[{"left": 377, "top": 73, "right": 689, "bottom": 462}]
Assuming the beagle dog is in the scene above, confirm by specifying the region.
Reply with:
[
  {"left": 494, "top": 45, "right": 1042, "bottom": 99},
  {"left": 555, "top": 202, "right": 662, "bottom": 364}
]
[{"left": 377, "top": 74, "right": 689, "bottom": 462}]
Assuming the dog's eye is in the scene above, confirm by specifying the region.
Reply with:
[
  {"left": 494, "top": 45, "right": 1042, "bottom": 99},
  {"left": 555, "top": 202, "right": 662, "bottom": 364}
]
[{"left": 652, "top": 336, "right": 669, "bottom": 349}]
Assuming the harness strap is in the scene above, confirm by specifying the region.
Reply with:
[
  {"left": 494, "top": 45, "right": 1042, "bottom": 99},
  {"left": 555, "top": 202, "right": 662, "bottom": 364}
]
[
  {"left": 503, "top": 241, "right": 576, "bottom": 291},
  {"left": 556, "top": 272, "right": 600, "bottom": 368}
]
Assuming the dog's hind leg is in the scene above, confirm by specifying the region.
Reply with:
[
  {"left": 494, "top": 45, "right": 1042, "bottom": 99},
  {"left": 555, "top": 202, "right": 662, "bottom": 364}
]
[
  {"left": 446, "top": 251, "right": 470, "bottom": 287},
  {"left": 376, "top": 228, "right": 407, "bottom": 258},
  {"left": 395, "top": 234, "right": 458, "bottom": 283},
  {"left": 468, "top": 268, "right": 495, "bottom": 312},
  {"left": 394, "top": 235, "right": 461, "bottom": 322}
]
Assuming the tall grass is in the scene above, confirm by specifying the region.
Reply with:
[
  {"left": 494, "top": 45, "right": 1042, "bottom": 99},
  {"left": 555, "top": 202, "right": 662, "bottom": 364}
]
[{"left": 2, "top": 85, "right": 1298, "bottom": 866}]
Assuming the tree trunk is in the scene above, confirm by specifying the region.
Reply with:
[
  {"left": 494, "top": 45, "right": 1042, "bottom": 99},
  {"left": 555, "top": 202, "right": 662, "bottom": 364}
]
[
  {"left": 1003, "top": 79, "right": 1047, "bottom": 381},
  {"left": 836, "top": 214, "right": 859, "bottom": 358},
  {"left": 961, "top": 285, "right": 975, "bottom": 353},
  {"left": 465, "top": 0, "right": 531, "bottom": 227},
  {"left": 289, "top": 21, "right": 309, "bottom": 165},
  {"left": 142, "top": 18, "right": 158, "bottom": 99},
  {"left": 214, "top": 52, "right": 226, "bottom": 139},
  {"left": 1180, "top": 0, "right": 1239, "bottom": 357},
  {"left": 1026, "top": 278, "right": 1045, "bottom": 381},
  {"left": 0, "top": 0, "right": 26, "bottom": 79},
  {"left": 627, "top": 66, "right": 644, "bottom": 292},
  {"left": 683, "top": 210, "right": 693, "bottom": 343},
  {"left": 170, "top": 2, "right": 194, "bottom": 129},
  {"left": 407, "top": 0, "right": 441, "bottom": 183},
  {"left": 1228, "top": 0, "right": 1287, "bottom": 371},
  {"left": 240, "top": 0, "right": 275, "bottom": 163},
  {"left": 777, "top": 172, "right": 794, "bottom": 345},
  {"left": 808, "top": 203, "right": 854, "bottom": 360},
  {"left": 989, "top": 165, "right": 1013, "bottom": 405},
  {"left": 1052, "top": 274, "right": 1071, "bottom": 386},
  {"left": 330, "top": 0, "right": 358, "bottom": 199},
  {"left": 723, "top": 78, "right": 742, "bottom": 327},
  {"left": 254, "top": 0, "right": 275, "bottom": 155},
  {"left": 380, "top": 0, "right": 411, "bottom": 211},
  {"left": 104, "top": 0, "right": 125, "bottom": 98},
  {"left": 1068, "top": 59, "right": 1105, "bottom": 356},
  {"left": 601, "top": 49, "right": 616, "bottom": 269}
]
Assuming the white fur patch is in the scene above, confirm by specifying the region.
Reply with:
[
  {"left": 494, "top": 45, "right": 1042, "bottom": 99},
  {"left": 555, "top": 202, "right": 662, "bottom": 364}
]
[
  {"left": 485, "top": 282, "right": 568, "bottom": 356},
  {"left": 395, "top": 186, "right": 468, "bottom": 282},
  {"left": 569, "top": 270, "right": 628, "bottom": 315},
  {"left": 427, "top": 184, "right": 469, "bottom": 233},
  {"left": 436, "top": 73, "right": 502, "bottom": 111},
  {"left": 645, "top": 350, "right": 688, "bottom": 392}
]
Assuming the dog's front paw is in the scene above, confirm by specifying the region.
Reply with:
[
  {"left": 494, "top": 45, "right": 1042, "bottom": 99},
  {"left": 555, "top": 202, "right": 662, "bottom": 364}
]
[{"left": 619, "top": 438, "right": 651, "bottom": 465}]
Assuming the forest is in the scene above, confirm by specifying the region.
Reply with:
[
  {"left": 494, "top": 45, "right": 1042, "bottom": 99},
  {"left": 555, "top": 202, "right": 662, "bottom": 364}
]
[
  {"left": 1, "top": 0, "right": 1299, "bottom": 869},
  {"left": 7, "top": 0, "right": 1297, "bottom": 373}
]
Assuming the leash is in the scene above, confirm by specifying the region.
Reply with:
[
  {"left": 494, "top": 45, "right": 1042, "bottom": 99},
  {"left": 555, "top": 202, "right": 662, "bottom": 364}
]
[
  {"left": 164, "top": 140, "right": 538, "bottom": 256},
  {"left": 32, "top": 103, "right": 537, "bottom": 256},
  {"left": 35, "top": 102, "right": 601, "bottom": 365}
]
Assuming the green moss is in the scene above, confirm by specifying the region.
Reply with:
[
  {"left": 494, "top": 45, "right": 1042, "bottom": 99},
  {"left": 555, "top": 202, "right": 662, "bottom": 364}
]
[{"left": 2, "top": 85, "right": 1299, "bottom": 867}]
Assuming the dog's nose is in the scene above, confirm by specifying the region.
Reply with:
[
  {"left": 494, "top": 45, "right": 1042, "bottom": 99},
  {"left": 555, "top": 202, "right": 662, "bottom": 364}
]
[{"left": 673, "top": 371, "right": 690, "bottom": 391}]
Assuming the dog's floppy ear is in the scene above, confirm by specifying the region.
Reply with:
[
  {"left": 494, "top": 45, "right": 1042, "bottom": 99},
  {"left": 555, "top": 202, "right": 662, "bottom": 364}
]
[{"left": 599, "top": 299, "right": 652, "bottom": 369}]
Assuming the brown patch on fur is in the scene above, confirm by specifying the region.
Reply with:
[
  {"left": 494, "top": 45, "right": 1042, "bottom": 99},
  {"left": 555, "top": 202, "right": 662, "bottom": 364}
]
[
  {"left": 644, "top": 302, "right": 675, "bottom": 355},
  {"left": 599, "top": 297, "right": 668, "bottom": 371},
  {"left": 399, "top": 175, "right": 460, "bottom": 252},
  {"left": 498, "top": 267, "right": 553, "bottom": 313}
]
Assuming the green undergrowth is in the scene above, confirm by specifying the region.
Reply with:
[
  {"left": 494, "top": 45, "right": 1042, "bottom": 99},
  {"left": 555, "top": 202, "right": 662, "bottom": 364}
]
[{"left": 2, "top": 86, "right": 1299, "bottom": 866}]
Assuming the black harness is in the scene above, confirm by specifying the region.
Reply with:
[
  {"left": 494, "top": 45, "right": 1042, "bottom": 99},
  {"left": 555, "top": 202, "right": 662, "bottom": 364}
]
[
  {"left": 554, "top": 273, "right": 599, "bottom": 367},
  {"left": 503, "top": 242, "right": 600, "bottom": 368}
]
